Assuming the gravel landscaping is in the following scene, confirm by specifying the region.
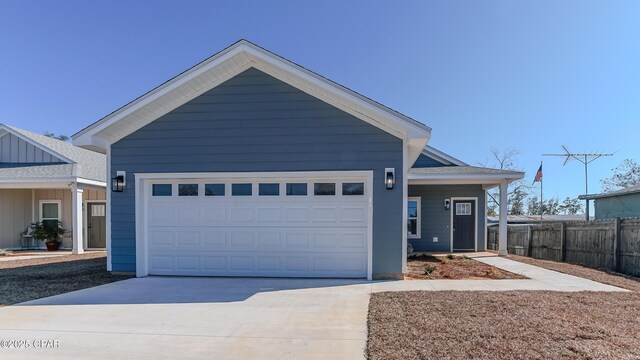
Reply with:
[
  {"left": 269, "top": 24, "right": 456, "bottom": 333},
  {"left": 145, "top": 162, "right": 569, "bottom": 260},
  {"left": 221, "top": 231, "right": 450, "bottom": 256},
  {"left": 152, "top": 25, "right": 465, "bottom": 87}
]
[
  {"left": 405, "top": 254, "right": 526, "bottom": 280},
  {"left": 0, "top": 252, "right": 133, "bottom": 306}
]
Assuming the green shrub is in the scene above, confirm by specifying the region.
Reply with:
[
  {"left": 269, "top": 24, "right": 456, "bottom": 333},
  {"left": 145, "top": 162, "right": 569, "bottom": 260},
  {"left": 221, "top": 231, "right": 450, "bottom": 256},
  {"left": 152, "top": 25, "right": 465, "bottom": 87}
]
[
  {"left": 0, "top": 249, "right": 12, "bottom": 256},
  {"left": 424, "top": 265, "right": 437, "bottom": 275},
  {"left": 31, "top": 221, "right": 65, "bottom": 244},
  {"left": 446, "top": 253, "right": 455, "bottom": 260}
]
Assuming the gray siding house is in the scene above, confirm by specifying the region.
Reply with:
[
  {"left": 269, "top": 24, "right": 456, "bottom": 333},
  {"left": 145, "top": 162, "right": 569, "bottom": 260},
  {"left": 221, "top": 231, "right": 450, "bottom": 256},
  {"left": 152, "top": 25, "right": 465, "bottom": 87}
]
[
  {"left": 73, "top": 40, "right": 522, "bottom": 279},
  {"left": 580, "top": 184, "right": 640, "bottom": 220},
  {"left": 0, "top": 124, "right": 107, "bottom": 251}
]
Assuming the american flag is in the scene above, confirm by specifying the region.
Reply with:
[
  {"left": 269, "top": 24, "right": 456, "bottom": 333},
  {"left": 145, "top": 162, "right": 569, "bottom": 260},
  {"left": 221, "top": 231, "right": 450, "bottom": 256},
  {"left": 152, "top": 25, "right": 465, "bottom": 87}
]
[{"left": 532, "top": 164, "right": 543, "bottom": 184}]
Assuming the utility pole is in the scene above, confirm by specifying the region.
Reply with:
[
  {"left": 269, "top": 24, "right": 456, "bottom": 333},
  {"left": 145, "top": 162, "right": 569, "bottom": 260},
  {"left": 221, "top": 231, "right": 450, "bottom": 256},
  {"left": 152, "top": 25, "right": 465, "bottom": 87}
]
[{"left": 542, "top": 146, "right": 613, "bottom": 221}]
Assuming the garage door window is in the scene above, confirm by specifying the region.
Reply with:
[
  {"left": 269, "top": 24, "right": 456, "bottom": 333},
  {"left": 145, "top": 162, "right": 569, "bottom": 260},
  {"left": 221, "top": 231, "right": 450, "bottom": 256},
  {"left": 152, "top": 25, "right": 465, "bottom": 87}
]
[
  {"left": 178, "top": 184, "right": 198, "bottom": 196},
  {"left": 152, "top": 184, "right": 172, "bottom": 196},
  {"left": 259, "top": 183, "right": 279, "bottom": 196},
  {"left": 205, "top": 184, "right": 225, "bottom": 196},
  {"left": 286, "top": 183, "right": 307, "bottom": 196},
  {"left": 232, "top": 183, "right": 252, "bottom": 196},
  {"left": 342, "top": 183, "right": 364, "bottom": 195},
  {"left": 314, "top": 183, "right": 336, "bottom": 196}
]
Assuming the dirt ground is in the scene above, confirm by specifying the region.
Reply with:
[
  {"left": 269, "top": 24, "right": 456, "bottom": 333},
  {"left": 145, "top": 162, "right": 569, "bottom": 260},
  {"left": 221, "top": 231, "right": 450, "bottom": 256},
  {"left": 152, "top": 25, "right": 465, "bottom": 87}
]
[
  {"left": 506, "top": 253, "right": 640, "bottom": 292},
  {"left": 368, "top": 290, "right": 640, "bottom": 360},
  {"left": 369, "top": 258, "right": 640, "bottom": 360},
  {"left": 405, "top": 254, "right": 526, "bottom": 280},
  {"left": 0, "top": 252, "right": 133, "bottom": 306}
]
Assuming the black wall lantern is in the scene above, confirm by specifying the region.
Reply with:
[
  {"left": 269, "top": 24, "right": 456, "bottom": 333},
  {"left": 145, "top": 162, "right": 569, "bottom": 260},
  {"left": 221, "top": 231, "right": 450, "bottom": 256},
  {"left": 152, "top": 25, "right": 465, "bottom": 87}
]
[
  {"left": 111, "top": 171, "right": 126, "bottom": 192},
  {"left": 444, "top": 199, "right": 451, "bottom": 211},
  {"left": 385, "top": 168, "right": 395, "bottom": 190}
]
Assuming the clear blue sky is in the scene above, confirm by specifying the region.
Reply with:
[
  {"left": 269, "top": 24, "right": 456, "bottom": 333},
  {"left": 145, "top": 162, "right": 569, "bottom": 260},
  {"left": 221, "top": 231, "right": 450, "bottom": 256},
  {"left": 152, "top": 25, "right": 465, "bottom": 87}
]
[{"left": 1, "top": 0, "right": 639, "bottom": 206}]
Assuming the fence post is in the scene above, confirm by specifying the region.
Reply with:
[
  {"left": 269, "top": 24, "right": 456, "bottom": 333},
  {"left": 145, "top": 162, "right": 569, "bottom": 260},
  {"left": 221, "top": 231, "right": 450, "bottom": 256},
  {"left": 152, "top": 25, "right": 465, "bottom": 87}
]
[
  {"left": 560, "top": 222, "right": 567, "bottom": 263},
  {"left": 613, "top": 218, "right": 621, "bottom": 272},
  {"left": 527, "top": 225, "right": 533, "bottom": 257}
]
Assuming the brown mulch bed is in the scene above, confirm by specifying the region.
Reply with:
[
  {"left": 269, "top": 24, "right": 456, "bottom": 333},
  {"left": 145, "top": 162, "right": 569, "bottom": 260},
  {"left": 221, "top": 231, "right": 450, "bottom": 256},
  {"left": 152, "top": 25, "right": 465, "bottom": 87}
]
[
  {"left": 506, "top": 253, "right": 640, "bottom": 292},
  {"left": 367, "top": 290, "right": 640, "bottom": 360},
  {"left": 405, "top": 254, "right": 526, "bottom": 280},
  {"left": 0, "top": 252, "right": 133, "bottom": 306}
]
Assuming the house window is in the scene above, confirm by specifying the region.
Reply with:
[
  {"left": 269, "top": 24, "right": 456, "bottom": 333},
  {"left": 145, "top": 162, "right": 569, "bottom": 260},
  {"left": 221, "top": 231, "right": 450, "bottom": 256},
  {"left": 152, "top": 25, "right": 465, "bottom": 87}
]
[
  {"left": 40, "top": 200, "right": 61, "bottom": 230},
  {"left": 456, "top": 203, "right": 472, "bottom": 216},
  {"left": 178, "top": 184, "right": 198, "bottom": 196},
  {"left": 314, "top": 183, "right": 336, "bottom": 196},
  {"left": 408, "top": 197, "right": 421, "bottom": 238},
  {"left": 286, "top": 183, "right": 307, "bottom": 196}
]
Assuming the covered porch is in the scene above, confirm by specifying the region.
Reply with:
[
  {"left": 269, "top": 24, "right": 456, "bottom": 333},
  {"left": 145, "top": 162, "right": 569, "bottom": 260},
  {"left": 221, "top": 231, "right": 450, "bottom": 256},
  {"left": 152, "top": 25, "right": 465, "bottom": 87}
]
[
  {"left": 0, "top": 180, "right": 106, "bottom": 253},
  {"left": 407, "top": 166, "right": 524, "bottom": 256}
]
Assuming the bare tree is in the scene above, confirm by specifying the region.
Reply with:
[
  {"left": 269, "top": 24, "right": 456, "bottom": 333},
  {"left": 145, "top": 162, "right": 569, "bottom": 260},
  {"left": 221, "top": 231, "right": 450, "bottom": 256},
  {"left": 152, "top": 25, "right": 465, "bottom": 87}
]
[
  {"left": 480, "top": 147, "right": 531, "bottom": 215},
  {"left": 44, "top": 131, "right": 70, "bottom": 142},
  {"left": 601, "top": 159, "right": 640, "bottom": 192}
]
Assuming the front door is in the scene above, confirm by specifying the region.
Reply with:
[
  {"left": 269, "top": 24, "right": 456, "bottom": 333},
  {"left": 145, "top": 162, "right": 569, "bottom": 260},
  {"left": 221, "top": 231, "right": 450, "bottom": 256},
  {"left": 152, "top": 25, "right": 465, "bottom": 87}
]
[
  {"left": 88, "top": 203, "right": 106, "bottom": 248},
  {"left": 452, "top": 200, "right": 475, "bottom": 251}
]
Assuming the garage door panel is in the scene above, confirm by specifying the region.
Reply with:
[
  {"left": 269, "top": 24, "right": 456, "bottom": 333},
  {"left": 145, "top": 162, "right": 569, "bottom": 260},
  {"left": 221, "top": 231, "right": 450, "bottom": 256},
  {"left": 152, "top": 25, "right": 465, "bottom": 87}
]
[{"left": 145, "top": 174, "right": 370, "bottom": 278}]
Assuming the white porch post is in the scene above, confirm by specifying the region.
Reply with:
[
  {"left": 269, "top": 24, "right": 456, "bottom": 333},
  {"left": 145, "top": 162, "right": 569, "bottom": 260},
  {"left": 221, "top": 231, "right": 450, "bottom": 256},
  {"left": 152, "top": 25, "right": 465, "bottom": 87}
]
[
  {"left": 71, "top": 184, "right": 84, "bottom": 254},
  {"left": 498, "top": 180, "right": 508, "bottom": 256}
]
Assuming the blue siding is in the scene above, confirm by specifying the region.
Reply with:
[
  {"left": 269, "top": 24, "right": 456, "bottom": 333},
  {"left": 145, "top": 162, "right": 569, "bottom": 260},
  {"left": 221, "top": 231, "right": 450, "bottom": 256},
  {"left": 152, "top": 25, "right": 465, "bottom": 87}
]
[
  {"left": 595, "top": 194, "right": 640, "bottom": 220},
  {"left": 110, "top": 68, "right": 404, "bottom": 277},
  {"left": 411, "top": 153, "right": 449, "bottom": 168},
  {"left": 408, "top": 185, "right": 486, "bottom": 252}
]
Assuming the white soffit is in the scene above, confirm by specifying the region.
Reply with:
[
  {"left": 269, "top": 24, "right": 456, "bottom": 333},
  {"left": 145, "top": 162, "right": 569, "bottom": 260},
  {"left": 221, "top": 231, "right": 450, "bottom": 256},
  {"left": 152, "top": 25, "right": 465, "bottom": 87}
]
[{"left": 72, "top": 40, "right": 431, "bottom": 159}]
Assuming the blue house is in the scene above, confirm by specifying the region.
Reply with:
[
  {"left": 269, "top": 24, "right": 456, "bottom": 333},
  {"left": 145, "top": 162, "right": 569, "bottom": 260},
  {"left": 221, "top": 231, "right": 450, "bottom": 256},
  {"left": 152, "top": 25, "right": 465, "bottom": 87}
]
[{"left": 73, "top": 40, "right": 522, "bottom": 280}]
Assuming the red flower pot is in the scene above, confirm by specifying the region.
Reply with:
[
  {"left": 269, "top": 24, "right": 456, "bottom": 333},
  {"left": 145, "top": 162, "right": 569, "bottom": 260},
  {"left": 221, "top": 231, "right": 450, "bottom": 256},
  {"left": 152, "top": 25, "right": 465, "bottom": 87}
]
[{"left": 46, "top": 242, "right": 60, "bottom": 251}]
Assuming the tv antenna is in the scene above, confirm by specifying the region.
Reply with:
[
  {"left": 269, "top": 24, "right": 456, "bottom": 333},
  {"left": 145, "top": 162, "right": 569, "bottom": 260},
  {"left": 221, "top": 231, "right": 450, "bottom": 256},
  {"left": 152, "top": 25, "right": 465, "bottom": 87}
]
[{"left": 542, "top": 145, "right": 613, "bottom": 221}]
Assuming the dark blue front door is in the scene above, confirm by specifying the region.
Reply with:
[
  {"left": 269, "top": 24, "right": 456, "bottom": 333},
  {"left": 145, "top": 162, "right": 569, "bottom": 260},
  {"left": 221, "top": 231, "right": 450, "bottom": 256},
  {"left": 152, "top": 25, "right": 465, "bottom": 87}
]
[{"left": 453, "top": 200, "right": 475, "bottom": 250}]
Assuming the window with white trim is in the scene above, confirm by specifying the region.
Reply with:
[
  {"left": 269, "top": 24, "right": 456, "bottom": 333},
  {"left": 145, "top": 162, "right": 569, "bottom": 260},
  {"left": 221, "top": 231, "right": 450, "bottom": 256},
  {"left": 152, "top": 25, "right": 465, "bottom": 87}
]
[
  {"left": 40, "top": 200, "right": 61, "bottom": 229},
  {"left": 407, "top": 197, "right": 421, "bottom": 238}
]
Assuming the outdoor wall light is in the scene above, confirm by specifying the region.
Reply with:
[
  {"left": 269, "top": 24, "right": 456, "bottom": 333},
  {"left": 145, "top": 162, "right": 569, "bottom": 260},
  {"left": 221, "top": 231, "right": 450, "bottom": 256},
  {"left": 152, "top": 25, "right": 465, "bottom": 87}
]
[
  {"left": 444, "top": 199, "right": 451, "bottom": 211},
  {"left": 385, "top": 168, "right": 395, "bottom": 190},
  {"left": 111, "top": 171, "right": 126, "bottom": 192}
]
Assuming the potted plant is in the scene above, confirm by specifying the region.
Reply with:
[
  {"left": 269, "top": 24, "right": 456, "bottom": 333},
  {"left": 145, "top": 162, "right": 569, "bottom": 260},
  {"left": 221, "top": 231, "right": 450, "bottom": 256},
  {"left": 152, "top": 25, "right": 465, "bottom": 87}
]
[{"left": 32, "top": 221, "right": 65, "bottom": 251}]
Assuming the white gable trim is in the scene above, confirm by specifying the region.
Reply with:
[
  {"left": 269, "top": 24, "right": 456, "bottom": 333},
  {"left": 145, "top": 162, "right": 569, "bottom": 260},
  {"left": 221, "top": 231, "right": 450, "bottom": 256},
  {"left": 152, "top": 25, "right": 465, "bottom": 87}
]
[
  {"left": 421, "top": 145, "right": 468, "bottom": 166},
  {"left": 72, "top": 40, "right": 431, "bottom": 161},
  {"left": 0, "top": 124, "right": 74, "bottom": 164}
]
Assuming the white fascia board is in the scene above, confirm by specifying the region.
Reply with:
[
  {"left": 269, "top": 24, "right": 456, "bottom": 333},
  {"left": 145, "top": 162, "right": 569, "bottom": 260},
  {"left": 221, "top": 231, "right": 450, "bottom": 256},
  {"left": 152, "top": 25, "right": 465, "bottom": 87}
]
[
  {"left": 0, "top": 124, "right": 75, "bottom": 164},
  {"left": 421, "top": 145, "right": 468, "bottom": 166},
  {"left": 0, "top": 180, "right": 73, "bottom": 189},
  {"left": 408, "top": 175, "right": 522, "bottom": 186},
  {"left": 76, "top": 178, "right": 107, "bottom": 188},
  {"left": 134, "top": 170, "right": 373, "bottom": 181},
  {"left": 72, "top": 41, "right": 431, "bottom": 153}
]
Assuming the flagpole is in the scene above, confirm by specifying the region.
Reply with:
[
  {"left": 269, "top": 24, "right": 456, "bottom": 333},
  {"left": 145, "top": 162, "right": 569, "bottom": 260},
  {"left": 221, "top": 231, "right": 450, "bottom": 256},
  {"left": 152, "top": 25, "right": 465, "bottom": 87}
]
[{"left": 540, "top": 161, "right": 543, "bottom": 224}]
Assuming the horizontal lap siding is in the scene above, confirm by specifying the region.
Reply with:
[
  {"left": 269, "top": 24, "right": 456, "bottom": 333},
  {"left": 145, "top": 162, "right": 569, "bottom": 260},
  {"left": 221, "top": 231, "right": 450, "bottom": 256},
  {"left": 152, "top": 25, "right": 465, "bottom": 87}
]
[
  {"left": 110, "top": 68, "right": 403, "bottom": 274},
  {"left": 411, "top": 153, "right": 447, "bottom": 168},
  {"left": 408, "top": 185, "right": 485, "bottom": 252}
]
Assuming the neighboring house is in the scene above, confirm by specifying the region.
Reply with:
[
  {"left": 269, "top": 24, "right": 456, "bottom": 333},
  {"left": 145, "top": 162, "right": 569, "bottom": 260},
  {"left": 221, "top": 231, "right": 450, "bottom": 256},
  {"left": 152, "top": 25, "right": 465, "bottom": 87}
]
[
  {"left": 580, "top": 184, "right": 640, "bottom": 220},
  {"left": 72, "top": 40, "right": 523, "bottom": 280},
  {"left": 0, "top": 124, "right": 107, "bottom": 252},
  {"left": 487, "top": 214, "right": 588, "bottom": 225}
]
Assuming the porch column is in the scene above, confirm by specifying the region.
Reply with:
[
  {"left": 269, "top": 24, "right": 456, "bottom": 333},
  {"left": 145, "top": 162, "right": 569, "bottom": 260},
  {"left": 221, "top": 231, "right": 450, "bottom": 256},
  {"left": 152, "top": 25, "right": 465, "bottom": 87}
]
[
  {"left": 71, "top": 184, "right": 84, "bottom": 255},
  {"left": 498, "top": 180, "right": 508, "bottom": 256}
]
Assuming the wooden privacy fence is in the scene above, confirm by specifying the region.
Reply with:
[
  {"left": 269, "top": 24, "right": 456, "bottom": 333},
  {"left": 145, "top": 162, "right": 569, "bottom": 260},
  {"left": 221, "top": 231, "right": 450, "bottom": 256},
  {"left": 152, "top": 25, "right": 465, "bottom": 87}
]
[{"left": 487, "top": 218, "right": 640, "bottom": 277}]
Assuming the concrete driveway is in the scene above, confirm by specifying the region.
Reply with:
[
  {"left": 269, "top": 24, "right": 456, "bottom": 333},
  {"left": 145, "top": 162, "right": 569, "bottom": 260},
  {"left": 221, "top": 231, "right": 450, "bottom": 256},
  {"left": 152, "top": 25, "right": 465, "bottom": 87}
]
[{"left": 0, "top": 277, "right": 371, "bottom": 360}]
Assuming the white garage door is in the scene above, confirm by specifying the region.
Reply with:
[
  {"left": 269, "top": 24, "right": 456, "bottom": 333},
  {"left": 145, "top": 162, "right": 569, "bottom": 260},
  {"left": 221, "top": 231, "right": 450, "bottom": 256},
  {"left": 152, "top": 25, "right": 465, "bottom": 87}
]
[{"left": 140, "top": 172, "right": 372, "bottom": 278}]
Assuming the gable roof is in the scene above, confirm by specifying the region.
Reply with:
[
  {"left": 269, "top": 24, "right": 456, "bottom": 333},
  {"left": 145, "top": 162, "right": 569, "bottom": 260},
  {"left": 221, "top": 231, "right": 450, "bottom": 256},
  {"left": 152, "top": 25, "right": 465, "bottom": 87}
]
[
  {"left": 0, "top": 124, "right": 106, "bottom": 182},
  {"left": 580, "top": 183, "right": 640, "bottom": 200},
  {"left": 72, "top": 40, "right": 431, "bottom": 161},
  {"left": 420, "top": 145, "right": 468, "bottom": 166}
]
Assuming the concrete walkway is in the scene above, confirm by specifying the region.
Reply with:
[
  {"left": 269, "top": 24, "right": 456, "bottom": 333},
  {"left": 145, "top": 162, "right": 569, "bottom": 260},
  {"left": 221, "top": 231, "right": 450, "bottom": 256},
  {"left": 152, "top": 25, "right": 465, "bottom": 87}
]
[
  {"left": 0, "top": 251, "right": 71, "bottom": 262},
  {"left": 0, "top": 256, "right": 626, "bottom": 359}
]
